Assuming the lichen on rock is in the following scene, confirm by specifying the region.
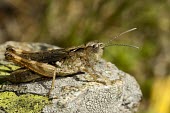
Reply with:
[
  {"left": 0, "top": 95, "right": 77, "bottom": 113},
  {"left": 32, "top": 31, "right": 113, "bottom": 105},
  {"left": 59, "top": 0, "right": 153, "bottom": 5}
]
[{"left": 0, "top": 92, "right": 49, "bottom": 113}]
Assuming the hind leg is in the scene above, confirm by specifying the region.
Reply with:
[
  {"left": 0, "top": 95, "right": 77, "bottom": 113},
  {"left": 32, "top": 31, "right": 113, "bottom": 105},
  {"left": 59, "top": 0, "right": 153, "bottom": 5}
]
[
  {"left": 5, "top": 51, "right": 80, "bottom": 97},
  {"left": 5, "top": 69, "right": 42, "bottom": 83}
]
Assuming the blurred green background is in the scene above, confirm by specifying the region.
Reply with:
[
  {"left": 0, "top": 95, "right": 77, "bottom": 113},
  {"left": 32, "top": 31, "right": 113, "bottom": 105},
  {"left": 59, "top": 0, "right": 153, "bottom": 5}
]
[{"left": 0, "top": 0, "right": 170, "bottom": 113}]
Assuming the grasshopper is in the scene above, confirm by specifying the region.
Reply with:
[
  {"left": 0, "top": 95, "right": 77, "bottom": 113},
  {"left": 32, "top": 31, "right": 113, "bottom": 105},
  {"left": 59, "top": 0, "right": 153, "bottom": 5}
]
[{"left": 3, "top": 28, "right": 138, "bottom": 96}]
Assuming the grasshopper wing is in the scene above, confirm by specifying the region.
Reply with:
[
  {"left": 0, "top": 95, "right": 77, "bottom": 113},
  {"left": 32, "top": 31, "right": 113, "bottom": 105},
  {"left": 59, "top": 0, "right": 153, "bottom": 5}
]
[{"left": 18, "top": 49, "right": 69, "bottom": 63}]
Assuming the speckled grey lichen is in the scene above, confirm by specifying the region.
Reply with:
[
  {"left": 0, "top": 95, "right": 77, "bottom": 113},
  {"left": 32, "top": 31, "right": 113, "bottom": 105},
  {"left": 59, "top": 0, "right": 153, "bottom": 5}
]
[{"left": 0, "top": 41, "right": 142, "bottom": 113}]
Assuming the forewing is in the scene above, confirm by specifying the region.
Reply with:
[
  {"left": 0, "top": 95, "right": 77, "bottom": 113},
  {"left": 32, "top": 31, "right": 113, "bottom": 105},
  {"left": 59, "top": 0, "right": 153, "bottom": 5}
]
[{"left": 19, "top": 49, "right": 69, "bottom": 63}]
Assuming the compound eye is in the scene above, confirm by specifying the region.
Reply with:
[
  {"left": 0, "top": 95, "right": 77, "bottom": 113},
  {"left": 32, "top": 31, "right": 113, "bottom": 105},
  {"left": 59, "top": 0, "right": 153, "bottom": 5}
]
[{"left": 92, "top": 44, "right": 96, "bottom": 48}]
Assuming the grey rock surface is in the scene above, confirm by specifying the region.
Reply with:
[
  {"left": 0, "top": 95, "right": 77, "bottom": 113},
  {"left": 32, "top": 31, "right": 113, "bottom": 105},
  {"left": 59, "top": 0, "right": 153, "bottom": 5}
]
[{"left": 0, "top": 41, "right": 142, "bottom": 113}]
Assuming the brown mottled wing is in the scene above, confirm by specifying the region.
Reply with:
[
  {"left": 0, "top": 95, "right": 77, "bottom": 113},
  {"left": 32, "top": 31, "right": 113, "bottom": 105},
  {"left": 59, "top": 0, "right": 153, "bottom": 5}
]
[{"left": 18, "top": 49, "right": 69, "bottom": 63}]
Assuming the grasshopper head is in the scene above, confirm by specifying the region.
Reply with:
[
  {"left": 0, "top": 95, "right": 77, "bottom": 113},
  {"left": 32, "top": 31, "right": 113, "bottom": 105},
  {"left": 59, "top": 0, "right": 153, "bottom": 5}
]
[{"left": 85, "top": 42, "right": 105, "bottom": 60}]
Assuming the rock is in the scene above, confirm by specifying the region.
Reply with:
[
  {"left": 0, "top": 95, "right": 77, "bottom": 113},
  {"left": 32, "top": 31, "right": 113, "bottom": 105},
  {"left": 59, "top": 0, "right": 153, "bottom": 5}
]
[{"left": 0, "top": 41, "right": 142, "bottom": 113}]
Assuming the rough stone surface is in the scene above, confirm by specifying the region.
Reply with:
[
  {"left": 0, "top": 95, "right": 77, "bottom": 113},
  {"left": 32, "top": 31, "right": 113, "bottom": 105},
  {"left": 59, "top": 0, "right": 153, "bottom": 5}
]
[{"left": 0, "top": 41, "right": 142, "bottom": 113}]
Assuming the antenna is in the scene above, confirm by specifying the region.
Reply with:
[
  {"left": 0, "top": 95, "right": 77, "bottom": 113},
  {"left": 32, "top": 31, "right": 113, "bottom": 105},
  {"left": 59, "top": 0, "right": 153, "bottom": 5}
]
[
  {"left": 105, "top": 43, "right": 139, "bottom": 49},
  {"left": 106, "top": 28, "right": 137, "bottom": 46}
]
